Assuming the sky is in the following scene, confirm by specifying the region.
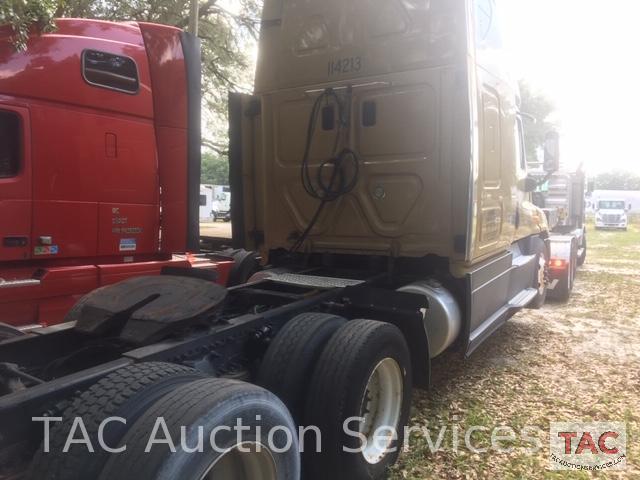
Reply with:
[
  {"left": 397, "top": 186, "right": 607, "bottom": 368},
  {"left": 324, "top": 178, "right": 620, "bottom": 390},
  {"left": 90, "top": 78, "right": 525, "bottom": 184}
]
[
  {"left": 500, "top": 0, "right": 640, "bottom": 174},
  {"left": 222, "top": 0, "right": 639, "bottom": 175}
]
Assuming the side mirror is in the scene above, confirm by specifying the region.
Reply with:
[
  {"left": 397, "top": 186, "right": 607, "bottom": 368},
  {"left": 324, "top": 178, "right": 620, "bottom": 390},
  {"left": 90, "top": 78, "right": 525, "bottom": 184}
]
[{"left": 543, "top": 131, "right": 560, "bottom": 173}]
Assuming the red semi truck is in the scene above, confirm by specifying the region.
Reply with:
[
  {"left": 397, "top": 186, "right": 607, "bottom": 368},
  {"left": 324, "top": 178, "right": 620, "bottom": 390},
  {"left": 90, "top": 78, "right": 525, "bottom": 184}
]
[{"left": 0, "top": 19, "right": 235, "bottom": 329}]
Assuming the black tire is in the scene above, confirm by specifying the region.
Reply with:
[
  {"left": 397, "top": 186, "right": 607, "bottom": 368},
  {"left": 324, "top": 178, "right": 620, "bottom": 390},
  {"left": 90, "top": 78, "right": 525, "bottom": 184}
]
[
  {"left": 530, "top": 249, "right": 548, "bottom": 309},
  {"left": 28, "top": 362, "right": 204, "bottom": 480},
  {"left": 98, "top": 378, "right": 300, "bottom": 480},
  {"left": 258, "top": 312, "right": 347, "bottom": 422},
  {"left": 304, "top": 320, "right": 412, "bottom": 480},
  {"left": 226, "top": 249, "right": 261, "bottom": 287},
  {"left": 577, "top": 234, "right": 587, "bottom": 266},
  {"left": 553, "top": 244, "right": 577, "bottom": 302}
]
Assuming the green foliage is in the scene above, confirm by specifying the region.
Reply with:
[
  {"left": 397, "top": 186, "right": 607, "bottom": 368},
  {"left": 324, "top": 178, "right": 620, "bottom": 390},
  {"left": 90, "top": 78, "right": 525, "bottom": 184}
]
[
  {"left": 592, "top": 170, "right": 640, "bottom": 191},
  {"left": 60, "top": 0, "right": 261, "bottom": 151},
  {"left": 0, "top": 0, "right": 59, "bottom": 50},
  {"left": 519, "top": 81, "right": 557, "bottom": 162},
  {"left": 4, "top": 0, "right": 262, "bottom": 152},
  {"left": 201, "top": 152, "right": 229, "bottom": 185}
]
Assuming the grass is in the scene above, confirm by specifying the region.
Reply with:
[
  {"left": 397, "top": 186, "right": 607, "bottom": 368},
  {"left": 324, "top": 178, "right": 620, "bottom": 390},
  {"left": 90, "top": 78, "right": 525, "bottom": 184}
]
[{"left": 389, "top": 221, "right": 640, "bottom": 479}]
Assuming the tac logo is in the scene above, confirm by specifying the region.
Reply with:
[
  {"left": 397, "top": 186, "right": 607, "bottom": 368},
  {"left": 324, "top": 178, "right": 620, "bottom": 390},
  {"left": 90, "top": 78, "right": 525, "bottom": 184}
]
[{"left": 550, "top": 422, "right": 626, "bottom": 471}]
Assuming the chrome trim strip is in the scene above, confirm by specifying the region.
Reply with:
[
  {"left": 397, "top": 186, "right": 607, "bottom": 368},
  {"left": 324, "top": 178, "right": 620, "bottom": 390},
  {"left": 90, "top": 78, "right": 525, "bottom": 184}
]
[{"left": 0, "top": 279, "right": 41, "bottom": 289}]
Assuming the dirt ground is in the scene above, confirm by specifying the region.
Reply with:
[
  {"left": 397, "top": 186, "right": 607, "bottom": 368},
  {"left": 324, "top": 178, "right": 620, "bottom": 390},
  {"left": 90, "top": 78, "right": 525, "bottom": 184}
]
[
  {"left": 200, "top": 221, "right": 232, "bottom": 239},
  {"left": 390, "top": 224, "right": 640, "bottom": 479}
]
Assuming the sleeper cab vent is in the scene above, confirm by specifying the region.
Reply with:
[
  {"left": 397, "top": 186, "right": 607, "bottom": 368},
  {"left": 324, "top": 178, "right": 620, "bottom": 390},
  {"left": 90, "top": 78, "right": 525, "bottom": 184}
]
[{"left": 82, "top": 49, "right": 139, "bottom": 94}]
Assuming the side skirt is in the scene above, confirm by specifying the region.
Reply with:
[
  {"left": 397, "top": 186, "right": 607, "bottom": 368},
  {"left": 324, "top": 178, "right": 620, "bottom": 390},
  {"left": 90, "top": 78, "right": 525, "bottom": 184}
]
[{"left": 464, "top": 243, "right": 539, "bottom": 357}]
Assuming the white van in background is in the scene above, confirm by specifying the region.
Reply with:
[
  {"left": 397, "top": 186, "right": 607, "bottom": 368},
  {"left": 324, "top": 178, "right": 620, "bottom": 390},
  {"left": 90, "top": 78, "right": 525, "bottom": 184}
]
[{"left": 211, "top": 186, "right": 231, "bottom": 222}]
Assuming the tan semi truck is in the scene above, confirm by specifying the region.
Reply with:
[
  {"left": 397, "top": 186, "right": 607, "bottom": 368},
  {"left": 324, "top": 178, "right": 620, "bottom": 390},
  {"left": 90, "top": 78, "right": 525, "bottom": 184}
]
[
  {"left": 231, "top": 0, "right": 558, "bottom": 354},
  {"left": 1, "top": 1, "right": 566, "bottom": 480}
]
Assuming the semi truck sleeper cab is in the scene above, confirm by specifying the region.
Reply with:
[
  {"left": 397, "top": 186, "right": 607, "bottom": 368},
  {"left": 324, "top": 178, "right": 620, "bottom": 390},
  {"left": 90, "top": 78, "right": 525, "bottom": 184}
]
[{"left": 1, "top": 2, "right": 570, "bottom": 479}]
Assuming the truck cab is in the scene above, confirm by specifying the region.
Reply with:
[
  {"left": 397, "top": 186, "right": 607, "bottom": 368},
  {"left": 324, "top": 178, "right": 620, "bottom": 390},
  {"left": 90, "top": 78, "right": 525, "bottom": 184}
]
[
  {"left": 212, "top": 186, "right": 232, "bottom": 222},
  {"left": 595, "top": 199, "right": 629, "bottom": 230},
  {"left": 0, "top": 20, "right": 231, "bottom": 328},
  {"left": 231, "top": 0, "right": 557, "bottom": 355}
]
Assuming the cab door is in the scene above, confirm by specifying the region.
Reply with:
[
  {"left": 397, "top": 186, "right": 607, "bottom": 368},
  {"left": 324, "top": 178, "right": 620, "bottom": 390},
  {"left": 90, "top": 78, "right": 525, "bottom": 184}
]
[{"left": 0, "top": 105, "right": 32, "bottom": 261}]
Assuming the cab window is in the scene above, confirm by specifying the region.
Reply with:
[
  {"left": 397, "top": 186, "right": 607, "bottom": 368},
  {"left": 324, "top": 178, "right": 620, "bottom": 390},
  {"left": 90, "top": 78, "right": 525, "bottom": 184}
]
[
  {"left": 0, "top": 110, "right": 21, "bottom": 178},
  {"left": 82, "top": 50, "right": 139, "bottom": 94}
]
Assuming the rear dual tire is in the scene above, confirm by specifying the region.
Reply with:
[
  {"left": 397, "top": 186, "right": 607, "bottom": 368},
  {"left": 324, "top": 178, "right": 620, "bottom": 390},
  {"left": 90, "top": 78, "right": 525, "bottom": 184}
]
[
  {"left": 259, "top": 315, "right": 413, "bottom": 480},
  {"left": 29, "top": 362, "right": 205, "bottom": 480},
  {"left": 99, "top": 378, "right": 299, "bottom": 480},
  {"left": 304, "top": 320, "right": 412, "bottom": 480},
  {"left": 577, "top": 234, "right": 587, "bottom": 266},
  {"left": 29, "top": 364, "right": 299, "bottom": 480},
  {"left": 530, "top": 249, "right": 548, "bottom": 309},
  {"left": 258, "top": 312, "right": 347, "bottom": 423},
  {"left": 553, "top": 242, "right": 577, "bottom": 302}
]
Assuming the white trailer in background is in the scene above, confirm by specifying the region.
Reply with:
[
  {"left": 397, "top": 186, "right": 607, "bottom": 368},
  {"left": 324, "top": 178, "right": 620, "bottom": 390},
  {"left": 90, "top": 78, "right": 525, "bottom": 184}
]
[{"left": 199, "top": 185, "right": 214, "bottom": 221}]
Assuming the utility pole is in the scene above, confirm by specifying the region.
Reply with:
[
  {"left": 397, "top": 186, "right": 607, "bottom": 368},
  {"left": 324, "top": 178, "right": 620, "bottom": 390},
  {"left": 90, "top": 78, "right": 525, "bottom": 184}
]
[{"left": 189, "top": 0, "right": 199, "bottom": 36}]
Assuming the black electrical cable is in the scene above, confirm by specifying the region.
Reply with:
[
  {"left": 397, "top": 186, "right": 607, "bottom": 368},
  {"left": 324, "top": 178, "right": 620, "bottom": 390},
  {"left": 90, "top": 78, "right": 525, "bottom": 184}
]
[{"left": 290, "top": 87, "right": 359, "bottom": 252}]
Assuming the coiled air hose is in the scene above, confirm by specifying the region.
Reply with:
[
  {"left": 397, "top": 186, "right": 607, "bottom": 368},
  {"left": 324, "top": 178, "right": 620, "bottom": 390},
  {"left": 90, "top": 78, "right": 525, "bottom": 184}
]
[{"left": 290, "top": 87, "right": 359, "bottom": 252}]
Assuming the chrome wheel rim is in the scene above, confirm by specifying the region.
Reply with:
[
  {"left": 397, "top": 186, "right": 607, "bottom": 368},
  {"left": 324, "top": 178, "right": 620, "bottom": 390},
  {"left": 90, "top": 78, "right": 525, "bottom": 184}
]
[
  {"left": 359, "top": 358, "right": 404, "bottom": 465},
  {"left": 200, "top": 442, "right": 277, "bottom": 480}
]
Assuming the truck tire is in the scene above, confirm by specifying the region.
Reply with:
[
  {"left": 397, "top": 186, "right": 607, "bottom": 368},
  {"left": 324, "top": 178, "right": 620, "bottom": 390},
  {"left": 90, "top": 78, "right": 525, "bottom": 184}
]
[
  {"left": 257, "top": 312, "right": 347, "bottom": 422},
  {"left": 98, "top": 378, "right": 300, "bottom": 480},
  {"left": 530, "top": 250, "right": 548, "bottom": 309},
  {"left": 554, "top": 243, "right": 577, "bottom": 302},
  {"left": 304, "top": 320, "right": 412, "bottom": 480},
  {"left": 577, "top": 234, "right": 587, "bottom": 266},
  {"left": 28, "top": 362, "right": 204, "bottom": 480}
]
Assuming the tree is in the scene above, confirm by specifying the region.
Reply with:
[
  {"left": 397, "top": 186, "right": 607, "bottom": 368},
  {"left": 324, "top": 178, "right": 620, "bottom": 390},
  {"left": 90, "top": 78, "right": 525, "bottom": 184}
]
[
  {"left": 519, "top": 81, "right": 557, "bottom": 162},
  {"left": 201, "top": 152, "right": 229, "bottom": 185},
  {"left": 2, "top": 0, "right": 262, "bottom": 152},
  {"left": 592, "top": 170, "right": 640, "bottom": 191},
  {"left": 0, "top": 0, "right": 58, "bottom": 50}
]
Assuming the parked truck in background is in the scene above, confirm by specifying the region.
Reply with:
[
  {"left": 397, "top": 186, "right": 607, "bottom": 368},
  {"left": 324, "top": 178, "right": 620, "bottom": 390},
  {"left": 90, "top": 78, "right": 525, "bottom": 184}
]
[
  {"left": 532, "top": 170, "right": 587, "bottom": 301},
  {"left": 595, "top": 199, "right": 630, "bottom": 230},
  {"left": 0, "top": 1, "right": 579, "bottom": 479},
  {"left": 211, "top": 186, "right": 232, "bottom": 222}
]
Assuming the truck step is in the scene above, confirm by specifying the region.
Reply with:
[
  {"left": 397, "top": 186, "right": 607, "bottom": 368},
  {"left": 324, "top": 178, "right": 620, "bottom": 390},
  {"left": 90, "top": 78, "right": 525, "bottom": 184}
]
[{"left": 508, "top": 288, "right": 538, "bottom": 309}]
